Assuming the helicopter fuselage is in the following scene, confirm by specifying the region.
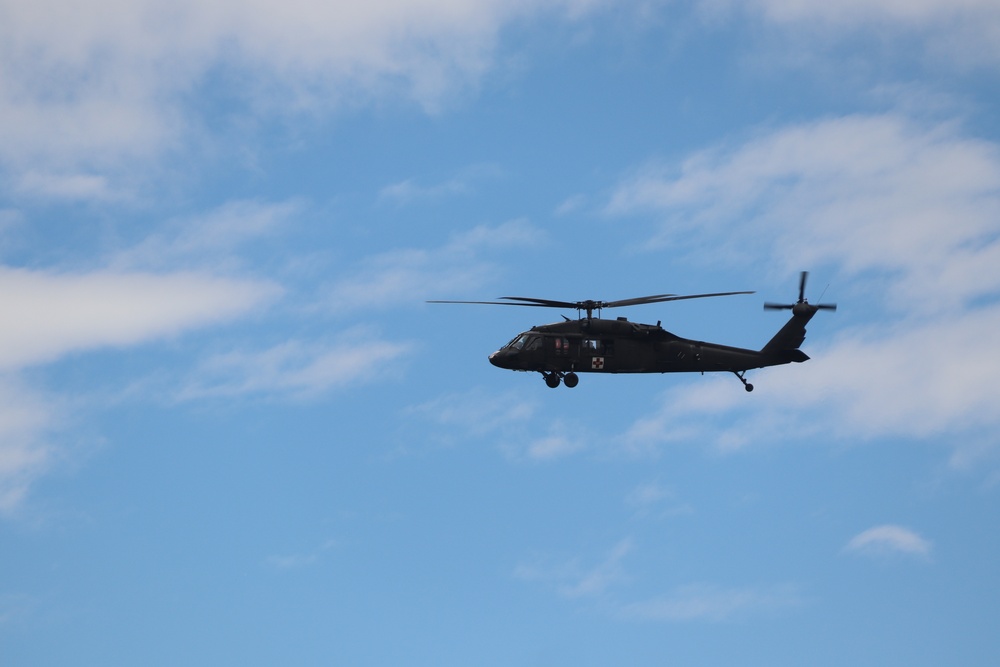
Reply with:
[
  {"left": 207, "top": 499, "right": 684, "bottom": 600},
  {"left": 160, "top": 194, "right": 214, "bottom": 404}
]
[
  {"left": 488, "top": 316, "right": 806, "bottom": 376},
  {"left": 433, "top": 271, "right": 832, "bottom": 390}
]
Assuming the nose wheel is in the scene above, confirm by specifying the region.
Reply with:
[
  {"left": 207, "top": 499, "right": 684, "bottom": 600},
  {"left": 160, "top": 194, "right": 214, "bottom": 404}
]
[
  {"left": 733, "top": 371, "right": 754, "bottom": 392},
  {"left": 542, "top": 371, "right": 579, "bottom": 388}
]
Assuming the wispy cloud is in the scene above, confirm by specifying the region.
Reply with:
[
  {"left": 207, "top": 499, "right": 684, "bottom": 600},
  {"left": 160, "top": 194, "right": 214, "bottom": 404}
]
[
  {"left": 704, "top": 0, "right": 1000, "bottom": 67},
  {"left": 378, "top": 164, "right": 502, "bottom": 205},
  {"left": 0, "top": 267, "right": 281, "bottom": 371},
  {"left": 500, "top": 421, "right": 589, "bottom": 462},
  {"left": 11, "top": 171, "right": 124, "bottom": 202},
  {"left": 405, "top": 389, "right": 586, "bottom": 461},
  {"left": 618, "top": 583, "right": 802, "bottom": 622},
  {"left": 611, "top": 114, "right": 1000, "bottom": 460},
  {"left": 326, "top": 219, "right": 545, "bottom": 310},
  {"left": 515, "top": 539, "right": 800, "bottom": 622},
  {"left": 179, "top": 331, "right": 412, "bottom": 401},
  {"left": 844, "top": 525, "right": 932, "bottom": 558},
  {"left": 625, "top": 481, "right": 693, "bottom": 519},
  {"left": 0, "top": 259, "right": 281, "bottom": 513},
  {"left": 111, "top": 199, "right": 301, "bottom": 271},
  {"left": 0, "top": 378, "right": 58, "bottom": 515},
  {"left": 405, "top": 388, "right": 536, "bottom": 437},
  {"left": 608, "top": 114, "right": 1000, "bottom": 309},
  {"left": 265, "top": 539, "right": 338, "bottom": 570},
  {"left": 514, "top": 538, "right": 634, "bottom": 598},
  {"left": 0, "top": 0, "right": 610, "bottom": 175}
]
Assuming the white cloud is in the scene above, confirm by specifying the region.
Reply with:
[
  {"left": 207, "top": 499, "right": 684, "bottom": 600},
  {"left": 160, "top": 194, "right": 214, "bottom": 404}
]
[
  {"left": 0, "top": 0, "right": 609, "bottom": 172},
  {"left": 746, "top": 0, "right": 1000, "bottom": 29},
  {"left": 625, "top": 481, "right": 693, "bottom": 518},
  {"left": 378, "top": 164, "right": 502, "bottom": 205},
  {"left": 0, "top": 378, "right": 57, "bottom": 514},
  {"left": 610, "top": 114, "right": 1000, "bottom": 458},
  {"left": 110, "top": 199, "right": 300, "bottom": 271},
  {"left": 405, "top": 388, "right": 586, "bottom": 461},
  {"left": 179, "top": 332, "right": 412, "bottom": 400},
  {"left": 327, "top": 219, "right": 545, "bottom": 310},
  {"left": 514, "top": 538, "right": 634, "bottom": 598},
  {"left": 0, "top": 267, "right": 281, "bottom": 371},
  {"left": 844, "top": 524, "right": 932, "bottom": 557},
  {"left": 406, "top": 388, "right": 537, "bottom": 437},
  {"left": 0, "top": 264, "right": 280, "bottom": 513},
  {"left": 265, "top": 539, "right": 338, "bottom": 570},
  {"left": 704, "top": 0, "right": 1000, "bottom": 66},
  {"left": 523, "top": 431, "right": 585, "bottom": 461},
  {"left": 621, "top": 311, "right": 1000, "bottom": 453},
  {"left": 501, "top": 421, "right": 588, "bottom": 462},
  {"left": 515, "top": 539, "right": 799, "bottom": 622},
  {"left": 608, "top": 114, "right": 1000, "bottom": 311},
  {"left": 12, "top": 171, "right": 122, "bottom": 202},
  {"left": 618, "top": 583, "right": 802, "bottom": 622}
]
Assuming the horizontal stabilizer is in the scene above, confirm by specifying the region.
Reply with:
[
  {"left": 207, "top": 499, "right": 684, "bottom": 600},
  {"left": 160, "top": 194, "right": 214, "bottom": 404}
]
[{"left": 775, "top": 349, "right": 810, "bottom": 363}]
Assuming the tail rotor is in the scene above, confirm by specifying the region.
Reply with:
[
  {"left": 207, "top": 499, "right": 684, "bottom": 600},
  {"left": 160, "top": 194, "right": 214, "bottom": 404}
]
[{"left": 764, "top": 271, "right": 837, "bottom": 313}]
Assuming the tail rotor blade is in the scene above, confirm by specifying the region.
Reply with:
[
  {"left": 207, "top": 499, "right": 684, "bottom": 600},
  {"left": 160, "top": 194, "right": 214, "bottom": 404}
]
[{"left": 765, "top": 271, "right": 836, "bottom": 313}]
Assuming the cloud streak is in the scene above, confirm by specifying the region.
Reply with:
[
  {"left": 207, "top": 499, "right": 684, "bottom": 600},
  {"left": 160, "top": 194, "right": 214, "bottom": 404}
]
[
  {"left": 0, "top": 0, "right": 608, "bottom": 174},
  {"left": 610, "top": 113, "right": 1000, "bottom": 459},
  {"left": 705, "top": 0, "right": 1000, "bottom": 67},
  {"left": 327, "top": 219, "right": 545, "bottom": 311},
  {"left": 844, "top": 525, "right": 932, "bottom": 558},
  {"left": 0, "top": 262, "right": 280, "bottom": 514},
  {"left": 179, "top": 332, "right": 412, "bottom": 401},
  {"left": 0, "top": 378, "right": 57, "bottom": 514},
  {"left": 0, "top": 267, "right": 281, "bottom": 371},
  {"left": 514, "top": 538, "right": 634, "bottom": 599},
  {"left": 618, "top": 583, "right": 802, "bottom": 622}
]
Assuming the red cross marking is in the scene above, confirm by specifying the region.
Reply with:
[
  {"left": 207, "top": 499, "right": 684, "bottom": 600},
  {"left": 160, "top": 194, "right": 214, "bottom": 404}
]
[{"left": 592, "top": 356, "right": 605, "bottom": 370}]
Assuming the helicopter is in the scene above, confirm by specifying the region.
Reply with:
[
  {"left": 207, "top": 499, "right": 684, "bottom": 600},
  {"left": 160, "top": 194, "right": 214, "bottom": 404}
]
[{"left": 428, "top": 271, "right": 835, "bottom": 391}]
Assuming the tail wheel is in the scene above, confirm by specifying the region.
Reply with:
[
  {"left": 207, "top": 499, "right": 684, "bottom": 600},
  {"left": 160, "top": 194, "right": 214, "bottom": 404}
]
[{"left": 733, "top": 370, "right": 754, "bottom": 392}]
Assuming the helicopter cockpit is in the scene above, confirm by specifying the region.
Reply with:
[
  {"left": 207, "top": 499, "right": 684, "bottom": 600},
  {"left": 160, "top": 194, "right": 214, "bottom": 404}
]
[
  {"left": 490, "top": 332, "right": 543, "bottom": 369},
  {"left": 504, "top": 333, "right": 542, "bottom": 351}
]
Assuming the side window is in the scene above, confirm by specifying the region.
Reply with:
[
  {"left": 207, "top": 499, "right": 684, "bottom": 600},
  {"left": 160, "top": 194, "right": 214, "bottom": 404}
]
[
  {"left": 524, "top": 336, "right": 542, "bottom": 351},
  {"left": 554, "top": 337, "right": 570, "bottom": 355},
  {"left": 583, "top": 339, "right": 613, "bottom": 354}
]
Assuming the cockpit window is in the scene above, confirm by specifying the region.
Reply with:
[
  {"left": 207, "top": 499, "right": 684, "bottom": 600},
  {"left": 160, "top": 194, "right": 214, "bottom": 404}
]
[
  {"left": 506, "top": 334, "right": 529, "bottom": 350},
  {"left": 505, "top": 334, "right": 543, "bottom": 351}
]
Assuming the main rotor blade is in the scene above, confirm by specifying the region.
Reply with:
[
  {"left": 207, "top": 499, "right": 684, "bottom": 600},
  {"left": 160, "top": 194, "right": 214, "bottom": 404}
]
[
  {"left": 426, "top": 300, "right": 565, "bottom": 307},
  {"left": 430, "top": 290, "right": 755, "bottom": 312},
  {"left": 606, "top": 291, "right": 755, "bottom": 308},
  {"left": 600, "top": 294, "right": 676, "bottom": 308},
  {"left": 497, "top": 296, "right": 582, "bottom": 309}
]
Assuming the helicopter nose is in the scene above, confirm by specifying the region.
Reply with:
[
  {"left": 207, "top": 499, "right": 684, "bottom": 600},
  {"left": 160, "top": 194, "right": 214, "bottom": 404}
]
[{"left": 489, "top": 350, "right": 510, "bottom": 369}]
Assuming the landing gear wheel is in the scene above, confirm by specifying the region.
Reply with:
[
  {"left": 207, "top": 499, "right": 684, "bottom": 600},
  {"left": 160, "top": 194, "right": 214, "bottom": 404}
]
[
  {"left": 563, "top": 372, "right": 579, "bottom": 388},
  {"left": 544, "top": 373, "right": 561, "bottom": 388},
  {"left": 732, "top": 371, "right": 754, "bottom": 392}
]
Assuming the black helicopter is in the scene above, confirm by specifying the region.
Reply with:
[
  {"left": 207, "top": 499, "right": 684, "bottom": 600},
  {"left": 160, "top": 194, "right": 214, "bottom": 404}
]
[{"left": 429, "top": 271, "right": 835, "bottom": 391}]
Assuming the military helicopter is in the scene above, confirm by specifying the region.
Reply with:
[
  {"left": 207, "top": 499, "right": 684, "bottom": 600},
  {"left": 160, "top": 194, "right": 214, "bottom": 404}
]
[{"left": 429, "top": 271, "right": 835, "bottom": 391}]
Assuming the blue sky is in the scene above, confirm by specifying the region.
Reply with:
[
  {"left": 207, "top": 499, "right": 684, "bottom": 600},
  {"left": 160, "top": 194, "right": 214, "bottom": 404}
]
[{"left": 2, "top": 1, "right": 999, "bottom": 664}]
